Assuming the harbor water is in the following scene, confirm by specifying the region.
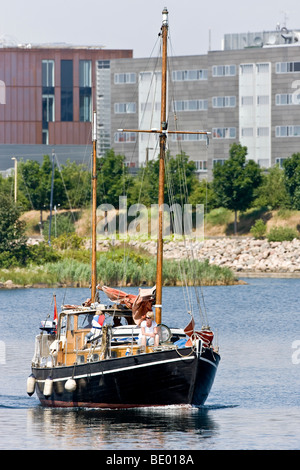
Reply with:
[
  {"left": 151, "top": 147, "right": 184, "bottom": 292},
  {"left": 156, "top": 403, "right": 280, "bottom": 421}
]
[{"left": 0, "top": 278, "right": 299, "bottom": 450}]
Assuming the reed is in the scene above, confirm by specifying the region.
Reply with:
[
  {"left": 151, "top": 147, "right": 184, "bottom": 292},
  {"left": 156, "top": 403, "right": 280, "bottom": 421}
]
[{"left": 0, "top": 252, "right": 238, "bottom": 288}]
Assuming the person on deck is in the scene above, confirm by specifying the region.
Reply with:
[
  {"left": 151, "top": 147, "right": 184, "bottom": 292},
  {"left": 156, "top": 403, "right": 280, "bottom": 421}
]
[
  {"left": 138, "top": 311, "right": 159, "bottom": 348},
  {"left": 85, "top": 313, "right": 105, "bottom": 344}
]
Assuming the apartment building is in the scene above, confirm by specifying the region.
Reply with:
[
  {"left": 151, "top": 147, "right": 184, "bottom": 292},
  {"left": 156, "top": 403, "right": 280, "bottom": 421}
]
[
  {"left": 1, "top": 28, "right": 300, "bottom": 180},
  {"left": 109, "top": 28, "right": 300, "bottom": 179},
  {"left": 0, "top": 44, "right": 132, "bottom": 170}
]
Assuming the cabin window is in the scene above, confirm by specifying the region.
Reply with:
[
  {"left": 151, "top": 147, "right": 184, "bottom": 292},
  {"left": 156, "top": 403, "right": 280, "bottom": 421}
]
[{"left": 77, "top": 314, "right": 93, "bottom": 329}]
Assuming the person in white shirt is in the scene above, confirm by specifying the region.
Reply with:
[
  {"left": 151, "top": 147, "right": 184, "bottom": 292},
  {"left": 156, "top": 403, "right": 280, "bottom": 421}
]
[{"left": 138, "top": 311, "right": 159, "bottom": 348}]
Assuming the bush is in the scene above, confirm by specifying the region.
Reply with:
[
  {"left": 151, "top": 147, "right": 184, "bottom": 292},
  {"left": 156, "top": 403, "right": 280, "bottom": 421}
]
[
  {"left": 250, "top": 219, "right": 267, "bottom": 239},
  {"left": 267, "top": 226, "right": 299, "bottom": 242}
]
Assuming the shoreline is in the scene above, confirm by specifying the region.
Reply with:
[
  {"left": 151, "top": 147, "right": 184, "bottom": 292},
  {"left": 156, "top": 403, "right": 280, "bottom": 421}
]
[{"left": 2, "top": 236, "right": 300, "bottom": 289}]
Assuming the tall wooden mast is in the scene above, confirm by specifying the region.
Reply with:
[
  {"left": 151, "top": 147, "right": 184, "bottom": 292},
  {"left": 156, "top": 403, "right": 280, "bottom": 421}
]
[
  {"left": 117, "top": 8, "right": 210, "bottom": 323},
  {"left": 91, "top": 111, "right": 97, "bottom": 302},
  {"left": 155, "top": 7, "right": 168, "bottom": 325}
]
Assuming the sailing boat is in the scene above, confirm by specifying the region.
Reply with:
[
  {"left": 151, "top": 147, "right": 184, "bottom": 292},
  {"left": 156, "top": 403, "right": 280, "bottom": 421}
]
[{"left": 27, "top": 8, "right": 220, "bottom": 408}]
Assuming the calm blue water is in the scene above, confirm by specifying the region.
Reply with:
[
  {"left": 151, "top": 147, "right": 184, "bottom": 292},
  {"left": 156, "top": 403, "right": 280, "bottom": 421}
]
[{"left": 0, "top": 278, "right": 299, "bottom": 450}]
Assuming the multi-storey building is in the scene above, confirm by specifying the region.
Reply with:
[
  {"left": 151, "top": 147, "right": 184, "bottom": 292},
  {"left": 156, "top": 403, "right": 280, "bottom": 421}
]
[
  {"left": 0, "top": 44, "right": 132, "bottom": 170},
  {"left": 110, "top": 28, "right": 300, "bottom": 179},
  {"left": 1, "top": 28, "right": 300, "bottom": 181}
]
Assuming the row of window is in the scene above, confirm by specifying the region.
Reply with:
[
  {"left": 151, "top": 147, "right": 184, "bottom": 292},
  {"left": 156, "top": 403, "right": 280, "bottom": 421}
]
[
  {"left": 115, "top": 61, "right": 300, "bottom": 84},
  {"left": 42, "top": 59, "right": 92, "bottom": 88},
  {"left": 114, "top": 126, "right": 300, "bottom": 143},
  {"left": 42, "top": 59, "right": 92, "bottom": 128},
  {"left": 114, "top": 61, "right": 300, "bottom": 88},
  {"left": 114, "top": 94, "right": 300, "bottom": 115}
]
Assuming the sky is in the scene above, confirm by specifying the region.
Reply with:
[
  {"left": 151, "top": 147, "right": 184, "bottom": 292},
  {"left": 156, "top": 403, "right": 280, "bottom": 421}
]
[{"left": 1, "top": 0, "right": 300, "bottom": 57}]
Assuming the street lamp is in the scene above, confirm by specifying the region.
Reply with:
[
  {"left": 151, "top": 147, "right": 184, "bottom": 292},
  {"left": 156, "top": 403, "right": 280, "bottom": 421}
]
[{"left": 11, "top": 157, "right": 17, "bottom": 203}]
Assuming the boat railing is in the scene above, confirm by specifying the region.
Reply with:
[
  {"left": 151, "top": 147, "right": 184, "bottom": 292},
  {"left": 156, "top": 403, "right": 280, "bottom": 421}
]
[{"left": 32, "top": 333, "right": 57, "bottom": 367}]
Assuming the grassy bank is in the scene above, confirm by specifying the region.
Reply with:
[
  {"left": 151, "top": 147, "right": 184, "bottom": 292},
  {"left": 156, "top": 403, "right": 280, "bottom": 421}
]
[{"left": 0, "top": 255, "right": 238, "bottom": 288}]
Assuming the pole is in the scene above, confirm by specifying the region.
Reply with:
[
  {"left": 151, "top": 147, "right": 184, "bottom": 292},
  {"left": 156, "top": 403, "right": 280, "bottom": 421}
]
[
  {"left": 11, "top": 157, "right": 17, "bottom": 203},
  {"left": 155, "top": 7, "right": 168, "bottom": 325},
  {"left": 91, "top": 111, "right": 97, "bottom": 303},
  {"left": 48, "top": 150, "right": 55, "bottom": 246}
]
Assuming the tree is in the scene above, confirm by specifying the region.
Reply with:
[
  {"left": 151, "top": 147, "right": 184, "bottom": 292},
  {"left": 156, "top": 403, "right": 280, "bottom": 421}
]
[
  {"left": 283, "top": 153, "right": 300, "bottom": 210},
  {"left": 212, "top": 143, "right": 262, "bottom": 234},
  {"left": 97, "top": 149, "right": 131, "bottom": 208},
  {"left": 0, "top": 193, "right": 29, "bottom": 267},
  {"left": 127, "top": 152, "right": 198, "bottom": 207},
  {"left": 254, "top": 164, "right": 290, "bottom": 210}
]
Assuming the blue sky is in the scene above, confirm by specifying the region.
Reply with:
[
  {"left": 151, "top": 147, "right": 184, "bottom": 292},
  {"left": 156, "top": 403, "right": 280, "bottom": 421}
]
[{"left": 1, "top": 0, "right": 300, "bottom": 56}]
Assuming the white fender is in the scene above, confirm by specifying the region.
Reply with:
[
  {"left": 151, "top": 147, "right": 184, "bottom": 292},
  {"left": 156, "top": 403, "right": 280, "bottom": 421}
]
[
  {"left": 43, "top": 377, "right": 53, "bottom": 397},
  {"left": 65, "top": 378, "right": 77, "bottom": 392},
  {"left": 27, "top": 374, "right": 36, "bottom": 396}
]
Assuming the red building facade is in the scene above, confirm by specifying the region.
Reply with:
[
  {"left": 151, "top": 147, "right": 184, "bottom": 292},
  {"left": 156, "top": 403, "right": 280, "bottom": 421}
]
[{"left": 0, "top": 46, "right": 132, "bottom": 146}]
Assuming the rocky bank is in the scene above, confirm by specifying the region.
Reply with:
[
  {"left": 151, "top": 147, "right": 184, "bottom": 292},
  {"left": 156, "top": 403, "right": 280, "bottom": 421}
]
[{"left": 126, "top": 237, "right": 300, "bottom": 276}]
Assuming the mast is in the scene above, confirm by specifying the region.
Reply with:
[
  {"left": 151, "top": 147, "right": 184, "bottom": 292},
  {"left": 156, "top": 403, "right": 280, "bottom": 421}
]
[
  {"left": 117, "top": 8, "right": 210, "bottom": 322},
  {"left": 91, "top": 111, "right": 97, "bottom": 302},
  {"left": 155, "top": 7, "right": 168, "bottom": 325}
]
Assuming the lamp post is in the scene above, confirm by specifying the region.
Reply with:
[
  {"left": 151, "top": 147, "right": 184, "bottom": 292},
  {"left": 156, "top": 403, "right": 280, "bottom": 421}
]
[{"left": 11, "top": 157, "right": 17, "bottom": 203}]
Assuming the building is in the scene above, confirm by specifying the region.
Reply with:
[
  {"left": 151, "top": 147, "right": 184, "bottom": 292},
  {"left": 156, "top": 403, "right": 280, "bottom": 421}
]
[
  {"left": 109, "top": 27, "right": 300, "bottom": 179},
  {"left": 0, "top": 43, "right": 132, "bottom": 170},
  {"left": 2, "top": 27, "right": 300, "bottom": 180}
]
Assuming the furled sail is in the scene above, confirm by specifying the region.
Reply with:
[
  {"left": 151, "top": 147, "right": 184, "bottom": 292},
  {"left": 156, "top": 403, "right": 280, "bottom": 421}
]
[{"left": 99, "top": 285, "right": 156, "bottom": 324}]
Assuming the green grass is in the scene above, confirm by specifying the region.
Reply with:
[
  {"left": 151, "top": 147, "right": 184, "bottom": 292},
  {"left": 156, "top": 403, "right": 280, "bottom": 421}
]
[{"left": 0, "top": 253, "right": 238, "bottom": 287}]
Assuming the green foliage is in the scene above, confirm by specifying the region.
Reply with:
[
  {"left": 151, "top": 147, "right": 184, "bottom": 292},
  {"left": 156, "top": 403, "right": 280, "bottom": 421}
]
[
  {"left": 250, "top": 219, "right": 267, "bottom": 239},
  {"left": 43, "top": 212, "right": 77, "bottom": 239},
  {"left": 97, "top": 150, "right": 131, "bottom": 208},
  {"left": 18, "top": 155, "right": 91, "bottom": 213},
  {"left": 0, "top": 193, "right": 29, "bottom": 267},
  {"left": 212, "top": 143, "right": 262, "bottom": 233},
  {"left": 51, "top": 233, "right": 84, "bottom": 250},
  {"left": 127, "top": 152, "right": 199, "bottom": 207},
  {"left": 267, "top": 226, "right": 299, "bottom": 242},
  {"left": 255, "top": 165, "right": 291, "bottom": 210},
  {"left": 27, "top": 242, "right": 61, "bottom": 265},
  {"left": 205, "top": 207, "right": 232, "bottom": 226},
  {"left": 283, "top": 153, "right": 300, "bottom": 210},
  {"left": 189, "top": 179, "right": 217, "bottom": 211},
  {"left": 213, "top": 143, "right": 262, "bottom": 212}
]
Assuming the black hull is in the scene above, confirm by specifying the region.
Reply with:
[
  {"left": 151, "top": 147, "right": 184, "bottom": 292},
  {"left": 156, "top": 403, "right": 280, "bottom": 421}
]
[{"left": 32, "top": 347, "right": 220, "bottom": 409}]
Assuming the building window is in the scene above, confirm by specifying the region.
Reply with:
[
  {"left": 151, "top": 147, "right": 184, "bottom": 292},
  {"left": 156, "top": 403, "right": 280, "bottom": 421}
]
[
  {"left": 172, "top": 69, "right": 208, "bottom": 81},
  {"left": 173, "top": 99, "right": 208, "bottom": 111},
  {"left": 61, "top": 60, "right": 73, "bottom": 122},
  {"left": 241, "top": 96, "right": 254, "bottom": 106},
  {"left": 114, "top": 132, "right": 136, "bottom": 143},
  {"left": 257, "top": 127, "right": 269, "bottom": 137},
  {"left": 212, "top": 65, "right": 236, "bottom": 77},
  {"left": 275, "top": 157, "right": 287, "bottom": 168},
  {"left": 212, "top": 127, "right": 236, "bottom": 139},
  {"left": 257, "top": 95, "right": 269, "bottom": 105},
  {"left": 79, "top": 60, "right": 91, "bottom": 87},
  {"left": 212, "top": 96, "right": 236, "bottom": 108},
  {"left": 194, "top": 160, "right": 207, "bottom": 171},
  {"left": 240, "top": 64, "right": 254, "bottom": 74},
  {"left": 276, "top": 125, "right": 300, "bottom": 137},
  {"left": 42, "top": 95, "right": 55, "bottom": 123},
  {"left": 79, "top": 60, "right": 92, "bottom": 122},
  {"left": 0, "top": 80, "right": 6, "bottom": 104},
  {"left": 42, "top": 60, "right": 55, "bottom": 87},
  {"left": 257, "top": 63, "right": 269, "bottom": 73},
  {"left": 171, "top": 133, "right": 207, "bottom": 142},
  {"left": 114, "top": 73, "right": 136, "bottom": 84},
  {"left": 213, "top": 159, "right": 226, "bottom": 166},
  {"left": 114, "top": 102, "right": 136, "bottom": 113},
  {"left": 276, "top": 62, "right": 300, "bottom": 73},
  {"left": 241, "top": 127, "right": 253, "bottom": 137},
  {"left": 275, "top": 93, "right": 300, "bottom": 105},
  {"left": 98, "top": 60, "right": 110, "bottom": 69}
]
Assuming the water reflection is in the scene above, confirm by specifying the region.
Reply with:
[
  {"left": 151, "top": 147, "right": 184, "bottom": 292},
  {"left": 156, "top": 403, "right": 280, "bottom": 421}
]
[{"left": 26, "top": 405, "right": 220, "bottom": 450}]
